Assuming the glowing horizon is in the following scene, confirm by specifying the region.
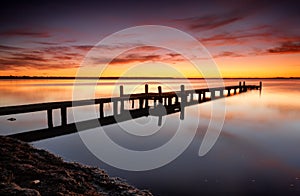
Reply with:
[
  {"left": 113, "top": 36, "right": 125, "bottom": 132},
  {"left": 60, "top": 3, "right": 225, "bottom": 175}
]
[{"left": 1, "top": 52, "right": 299, "bottom": 78}]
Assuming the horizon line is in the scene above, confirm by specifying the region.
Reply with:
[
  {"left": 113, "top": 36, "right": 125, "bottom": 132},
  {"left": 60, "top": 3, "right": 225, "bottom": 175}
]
[{"left": 0, "top": 76, "right": 299, "bottom": 80}]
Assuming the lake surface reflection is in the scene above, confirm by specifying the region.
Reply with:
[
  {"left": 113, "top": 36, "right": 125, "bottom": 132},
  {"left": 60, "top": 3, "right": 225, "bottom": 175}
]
[{"left": 1, "top": 79, "right": 300, "bottom": 195}]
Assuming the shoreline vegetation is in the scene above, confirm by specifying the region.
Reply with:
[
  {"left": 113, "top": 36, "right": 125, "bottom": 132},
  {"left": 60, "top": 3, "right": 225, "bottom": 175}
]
[
  {"left": 0, "top": 76, "right": 299, "bottom": 80},
  {"left": 0, "top": 136, "right": 153, "bottom": 196}
]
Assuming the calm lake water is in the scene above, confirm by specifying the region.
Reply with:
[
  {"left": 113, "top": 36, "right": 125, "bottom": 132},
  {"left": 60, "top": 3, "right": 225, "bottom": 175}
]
[{"left": 0, "top": 79, "right": 300, "bottom": 195}]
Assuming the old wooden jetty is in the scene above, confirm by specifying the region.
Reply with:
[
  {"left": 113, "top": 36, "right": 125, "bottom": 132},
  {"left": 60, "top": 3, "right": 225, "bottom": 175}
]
[{"left": 0, "top": 81, "right": 262, "bottom": 142}]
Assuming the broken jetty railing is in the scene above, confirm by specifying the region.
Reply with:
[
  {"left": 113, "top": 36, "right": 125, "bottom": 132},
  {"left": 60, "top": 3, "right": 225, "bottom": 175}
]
[{"left": 0, "top": 81, "right": 262, "bottom": 142}]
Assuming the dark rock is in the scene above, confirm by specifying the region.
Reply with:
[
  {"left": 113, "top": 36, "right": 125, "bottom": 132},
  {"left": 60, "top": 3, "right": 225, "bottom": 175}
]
[{"left": 0, "top": 183, "right": 41, "bottom": 196}]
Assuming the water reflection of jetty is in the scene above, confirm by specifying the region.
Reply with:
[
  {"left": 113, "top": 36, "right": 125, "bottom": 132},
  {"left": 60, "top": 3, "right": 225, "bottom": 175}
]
[{"left": 0, "top": 81, "right": 262, "bottom": 142}]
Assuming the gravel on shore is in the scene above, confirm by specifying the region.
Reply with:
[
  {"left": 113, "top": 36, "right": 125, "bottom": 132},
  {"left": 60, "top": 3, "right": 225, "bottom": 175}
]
[{"left": 0, "top": 136, "right": 153, "bottom": 196}]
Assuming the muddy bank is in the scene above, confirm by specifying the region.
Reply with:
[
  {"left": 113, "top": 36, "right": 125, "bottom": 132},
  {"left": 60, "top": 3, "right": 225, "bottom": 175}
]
[{"left": 0, "top": 136, "right": 152, "bottom": 196}]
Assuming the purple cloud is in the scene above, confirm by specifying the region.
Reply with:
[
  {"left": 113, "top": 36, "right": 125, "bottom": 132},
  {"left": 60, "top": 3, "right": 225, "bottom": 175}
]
[
  {"left": 0, "top": 29, "right": 51, "bottom": 38},
  {"left": 267, "top": 41, "right": 300, "bottom": 54}
]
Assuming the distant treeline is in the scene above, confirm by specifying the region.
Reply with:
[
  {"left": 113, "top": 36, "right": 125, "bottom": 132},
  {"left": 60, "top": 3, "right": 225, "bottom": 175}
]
[
  {"left": 0, "top": 76, "right": 174, "bottom": 80},
  {"left": 0, "top": 76, "right": 299, "bottom": 80}
]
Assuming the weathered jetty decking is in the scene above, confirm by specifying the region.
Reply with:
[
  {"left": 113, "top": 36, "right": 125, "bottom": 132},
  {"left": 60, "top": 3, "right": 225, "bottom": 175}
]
[{"left": 0, "top": 81, "right": 262, "bottom": 142}]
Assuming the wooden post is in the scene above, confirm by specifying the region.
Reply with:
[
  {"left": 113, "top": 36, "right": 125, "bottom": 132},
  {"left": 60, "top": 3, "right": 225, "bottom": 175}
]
[
  {"left": 198, "top": 91, "right": 202, "bottom": 102},
  {"left": 175, "top": 95, "right": 179, "bottom": 104},
  {"left": 158, "top": 86, "right": 162, "bottom": 104},
  {"left": 120, "top": 85, "right": 124, "bottom": 96},
  {"left": 168, "top": 96, "right": 172, "bottom": 105},
  {"left": 259, "top": 81, "right": 262, "bottom": 89},
  {"left": 139, "top": 98, "right": 143, "bottom": 109},
  {"left": 120, "top": 86, "right": 124, "bottom": 113},
  {"left": 180, "top": 85, "right": 185, "bottom": 120},
  {"left": 145, "top": 84, "right": 149, "bottom": 108},
  {"left": 99, "top": 102, "right": 104, "bottom": 118},
  {"left": 61, "top": 107, "right": 67, "bottom": 126},
  {"left": 211, "top": 90, "right": 215, "bottom": 99},
  {"left": 259, "top": 81, "right": 262, "bottom": 96},
  {"left": 47, "top": 109, "right": 53, "bottom": 128},
  {"left": 227, "top": 89, "right": 231, "bottom": 96},
  {"left": 113, "top": 100, "right": 118, "bottom": 115},
  {"left": 158, "top": 115, "right": 162, "bottom": 126},
  {"left": 239, "top": 81, "right": 242, "bottom": 92},
  {"left": 234, "top": 88, "right": 237, "bottom": 94},
  {"left": 131, "top": 99, "right": 134, "bottom": 108},
  {"left": 157, "top": 86, "right": 163, "bottom": 125},
  {"left": 220, "top": 89, "right": 224, "bottom": 97}
]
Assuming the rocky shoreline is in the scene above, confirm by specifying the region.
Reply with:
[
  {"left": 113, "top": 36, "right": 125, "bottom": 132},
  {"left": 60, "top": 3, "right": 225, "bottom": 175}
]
[{"left": 0, "top": 136, "right": 153, "bottom": 196}]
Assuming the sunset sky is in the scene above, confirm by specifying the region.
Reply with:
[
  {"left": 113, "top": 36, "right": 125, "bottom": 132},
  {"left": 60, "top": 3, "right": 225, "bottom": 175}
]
[{"left": 0, "top": 0, "right": 299, "bottom": 78}]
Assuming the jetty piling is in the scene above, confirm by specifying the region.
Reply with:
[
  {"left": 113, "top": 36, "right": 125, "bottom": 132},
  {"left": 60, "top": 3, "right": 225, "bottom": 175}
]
[
  {"left": 220, "top": 89, "right": 224, "bottom": 97},
  {"left": 99, "top": 102, "right": 104, "bottom": 118},
  {"left": 158, "top": 86, "right": 162, "bottom": 104},
  {"left": 113, "top": 100, "right": 118, "bottom": 116},
  {"left": 197, "top": 91, "right": 202, "bottom": 102},
  {"left": 211, "top": 90, "right": 215, "bottom": 100},
  {"left": 259, "top": 81, "right": 262, "bottom": 89},
  {"left": 180, "top": 85, "right": 186, "bottom": 120},
  {"left": 47, "top": 109, "right": 53, "bottom": 128},
  {"left": 61, "top": 107, "right": 67, "bottom": 126},
  {"left": 120, "top": 86, "right": 124, "bottom": 113},
  {"left": 145, "top": 84, "right": 149, "bottom": 108}
]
